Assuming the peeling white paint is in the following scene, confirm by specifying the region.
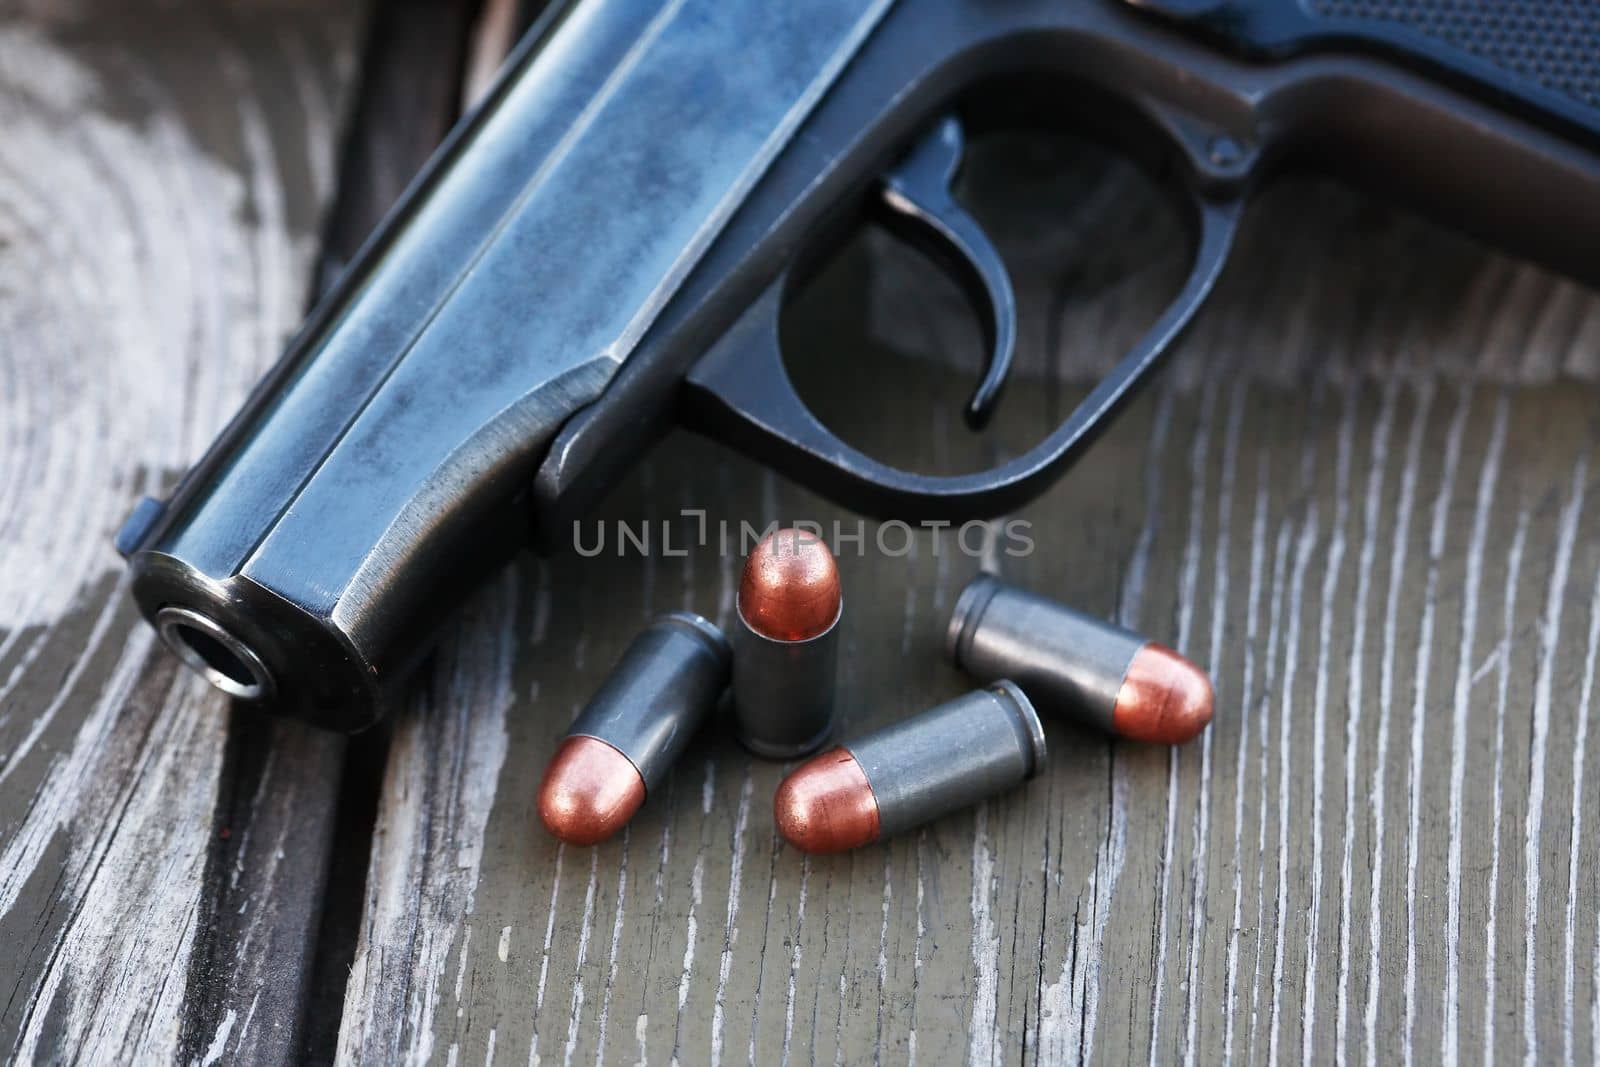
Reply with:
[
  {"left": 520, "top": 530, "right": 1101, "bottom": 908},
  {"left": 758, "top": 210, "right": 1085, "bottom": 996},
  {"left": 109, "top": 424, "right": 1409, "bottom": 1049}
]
[
  {"left": 1037, "top": 770, "right": 1126, "bottom": 1064},
  {"left": 335, "top": 575, "right": 519, "bottom": 1066},
  {"left": 967, "top": 806, "right": 999, "bottom": 1067},
  {"left": 1523, "top": 454, "right": 1589, "bottom": 1067},
  {"left": 14, "top": 668, "right": 226, "bottom": 1060},
  {"left": 0, "top": 25, "right": 321, "bottom": 637},
  {"left": 1364, "top": 379, "right": 1436, "bottom": 1063},
  {"left": 1443, "top": 395, "right": 1509, "bottom": 1062},
  {"left": 710, "top": 770, "right": 753, "bottom": 1067},
  {"left": 0, "top": 20, "right": 346, "bottom": 1062},
  {"left": 1332, "top": 378, "right": 1400, "bottom": 1067}
]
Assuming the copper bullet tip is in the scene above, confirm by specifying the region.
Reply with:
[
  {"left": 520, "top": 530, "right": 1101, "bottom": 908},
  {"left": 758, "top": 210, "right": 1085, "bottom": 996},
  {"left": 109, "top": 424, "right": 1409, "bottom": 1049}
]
[
  {"left": 773, "top": 746, "right": 880, "bottom": 854},
  {"left": 1112, "top": 643, "right": 1215, "bottom": 744},
  {"left": 738, "top": 528, "right": 841, "bottom": 642},
  {"left": 537, "top": 735, "right": 646, "bottom": 846}
]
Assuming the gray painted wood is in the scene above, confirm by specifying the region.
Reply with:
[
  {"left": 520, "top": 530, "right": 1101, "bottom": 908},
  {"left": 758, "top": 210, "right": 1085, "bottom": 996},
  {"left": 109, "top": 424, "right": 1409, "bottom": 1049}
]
[
  {"left": 332, "top": 135, "right": 1600, "bottom": 1064},
  {"left": 4, "top": 7, "right": 1598, "bottom": 1065},
  {"left": 0, "top": 3, "right": 361, "bottom": 1061}
]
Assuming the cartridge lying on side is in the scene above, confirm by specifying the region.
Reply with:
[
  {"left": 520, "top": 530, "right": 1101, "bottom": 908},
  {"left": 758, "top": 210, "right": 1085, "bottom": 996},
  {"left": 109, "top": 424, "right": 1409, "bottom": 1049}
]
[
  {"left": 774, "top": 680, "right": 1045, "bottom": 853},
  {"left": 947, "top": 574, "right": 1213, "bottom": 744},
  {"left": 539, "top": 612, "right": 730, "bottom": 845}
]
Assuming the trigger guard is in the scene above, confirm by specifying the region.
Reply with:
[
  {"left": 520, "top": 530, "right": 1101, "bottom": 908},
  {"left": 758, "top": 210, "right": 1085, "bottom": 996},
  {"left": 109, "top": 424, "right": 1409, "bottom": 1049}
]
[{"left": 681, "top": 179, "right": 1244, "bottom": 524}]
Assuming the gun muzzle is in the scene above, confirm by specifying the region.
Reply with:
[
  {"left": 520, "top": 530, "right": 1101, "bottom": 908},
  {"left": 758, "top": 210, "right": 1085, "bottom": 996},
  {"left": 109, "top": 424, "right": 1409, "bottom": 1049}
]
[{"left": 115, "top": 0, "right": 890, "bottom": 730}]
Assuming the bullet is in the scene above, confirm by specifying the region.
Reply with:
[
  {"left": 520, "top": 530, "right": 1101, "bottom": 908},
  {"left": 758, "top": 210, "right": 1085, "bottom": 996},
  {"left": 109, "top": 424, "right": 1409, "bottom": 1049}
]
[
  {"left": 774, "top": 681, "right": 1045, "bottom": 853},
  {"left": 946, "top": 574, "right": 1213, "bottom": 744},
  {"left": 733, "top": 527, "right": 841, "bottom": 758},
  {"left": 539, "top": 611, "right": 730, "bottom": 845}
]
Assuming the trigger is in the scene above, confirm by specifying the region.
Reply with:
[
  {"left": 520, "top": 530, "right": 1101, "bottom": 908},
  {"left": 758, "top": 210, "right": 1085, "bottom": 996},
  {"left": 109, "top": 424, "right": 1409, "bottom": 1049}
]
[{"left": 876, "top": 116, "right": 1016, "bottom": 430}]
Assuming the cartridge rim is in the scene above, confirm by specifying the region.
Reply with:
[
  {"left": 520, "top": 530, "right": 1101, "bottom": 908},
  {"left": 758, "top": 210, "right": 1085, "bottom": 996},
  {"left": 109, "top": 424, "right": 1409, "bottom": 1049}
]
[
  {"left": 737, "top": 714, "right": 837, "bottom": 761},
  {"left": 945, "top": 573, "right": 1003, "bottom": 665},
  {"left": 986, "top": 679, "right": 1047, "bottom": 779},
  {"left": 655, "top": 610, "right": 733, "bottom": 669}
]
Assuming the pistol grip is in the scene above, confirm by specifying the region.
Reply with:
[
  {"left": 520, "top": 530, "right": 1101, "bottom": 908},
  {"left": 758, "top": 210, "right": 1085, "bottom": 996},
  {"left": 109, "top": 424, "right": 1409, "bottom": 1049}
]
[{"left": 1128, "top": 0, "right": 1600, "bottom": 148}]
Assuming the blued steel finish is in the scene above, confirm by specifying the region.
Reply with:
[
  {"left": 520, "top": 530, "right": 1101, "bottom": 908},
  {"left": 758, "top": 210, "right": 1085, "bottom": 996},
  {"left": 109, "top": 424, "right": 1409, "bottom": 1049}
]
[
  {"left": 849, "top": 681, "right": 1046, "bottom": 838},
  {"left": 947, "top": 574, "right": 1144, "bottom": 734},
  {"left": 567, "top": 613, "right": 730, "bottom": 792},
  {"left": 543, "top": 0, "right": 1600, "bottom": 533},
  {"left": 113, "top": 0, "right": 891, "bottom": 729},
  {"left": 119, "top": 0, "right": 1600, "bottom": 728},
  {"left": 732, "top": 603, "right": 841, "bottom": 760},
  {"left": 875, "top": 116, "right": 1014, "bottom": 429}
]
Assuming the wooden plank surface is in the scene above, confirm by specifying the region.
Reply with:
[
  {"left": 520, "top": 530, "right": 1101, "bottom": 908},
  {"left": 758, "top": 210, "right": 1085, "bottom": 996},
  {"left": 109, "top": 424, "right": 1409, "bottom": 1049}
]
[
  {"left": 3, "top": 5, "right": 1598, "bottom": 1065},
  {"left": 0, "top": 3, "right": 363, "bottom": 1061},
  {"left": 331, "top": 132, "right": 1600, "bottom": 1064}
]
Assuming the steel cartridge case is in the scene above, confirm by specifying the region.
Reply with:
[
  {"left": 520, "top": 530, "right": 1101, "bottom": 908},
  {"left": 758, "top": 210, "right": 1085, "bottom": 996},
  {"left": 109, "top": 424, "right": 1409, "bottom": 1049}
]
[
  {"left": 946, "top": 574, "right": 1213, "bottom": 744},
  {"left": 539, "top": 611, "right": 730, "bottom": 845},
  {"left": 774, "top": 681, "right": 1046, "bottom": 853},
  {"left": 733, "top": 528, "right": 841, "bottom": 758}
]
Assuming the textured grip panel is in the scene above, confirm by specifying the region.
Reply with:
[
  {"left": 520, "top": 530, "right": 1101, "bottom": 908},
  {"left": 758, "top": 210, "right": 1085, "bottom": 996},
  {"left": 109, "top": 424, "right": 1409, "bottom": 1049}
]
[
  {"left": 1128, "top": 0, "right": 1600, "bottom": 142},
  {"left": 1305, "top": 0, "right": 1599, "bottom": 109}
]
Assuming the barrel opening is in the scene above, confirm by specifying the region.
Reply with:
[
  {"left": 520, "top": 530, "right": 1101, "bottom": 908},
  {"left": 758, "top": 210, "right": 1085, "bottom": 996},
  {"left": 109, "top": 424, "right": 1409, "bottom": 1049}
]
[{"left": 155, "top": 606, "right": 272, "bottom": 701}]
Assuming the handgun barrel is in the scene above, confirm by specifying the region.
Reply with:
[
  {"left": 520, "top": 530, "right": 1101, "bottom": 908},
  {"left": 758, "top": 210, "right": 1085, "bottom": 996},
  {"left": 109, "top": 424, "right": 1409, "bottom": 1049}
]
[{"left": 117, "top": 0, "right": 891, "bottom": 730}]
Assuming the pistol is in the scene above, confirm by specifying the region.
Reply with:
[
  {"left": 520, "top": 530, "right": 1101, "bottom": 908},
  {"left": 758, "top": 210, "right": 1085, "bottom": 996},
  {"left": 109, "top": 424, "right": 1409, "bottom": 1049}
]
[{"left": 115, "top": 0, "right": 1600, "bottom": 731}]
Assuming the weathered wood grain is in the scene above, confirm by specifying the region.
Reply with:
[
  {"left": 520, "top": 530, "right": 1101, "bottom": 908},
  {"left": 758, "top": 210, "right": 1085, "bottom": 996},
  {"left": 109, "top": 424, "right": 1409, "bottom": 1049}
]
[
  {"left": 295, "top": 2, "right": 514, "bottom": 1060},
  {"left": 6, "top": 8, "right": 1598, "bottom": 1064},
  {"left": 331, "top": 130, "right": 1600, "bottom": 1064},
  {"left": 0, "top": 4, "right": 361, "bottom": 1061}
]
